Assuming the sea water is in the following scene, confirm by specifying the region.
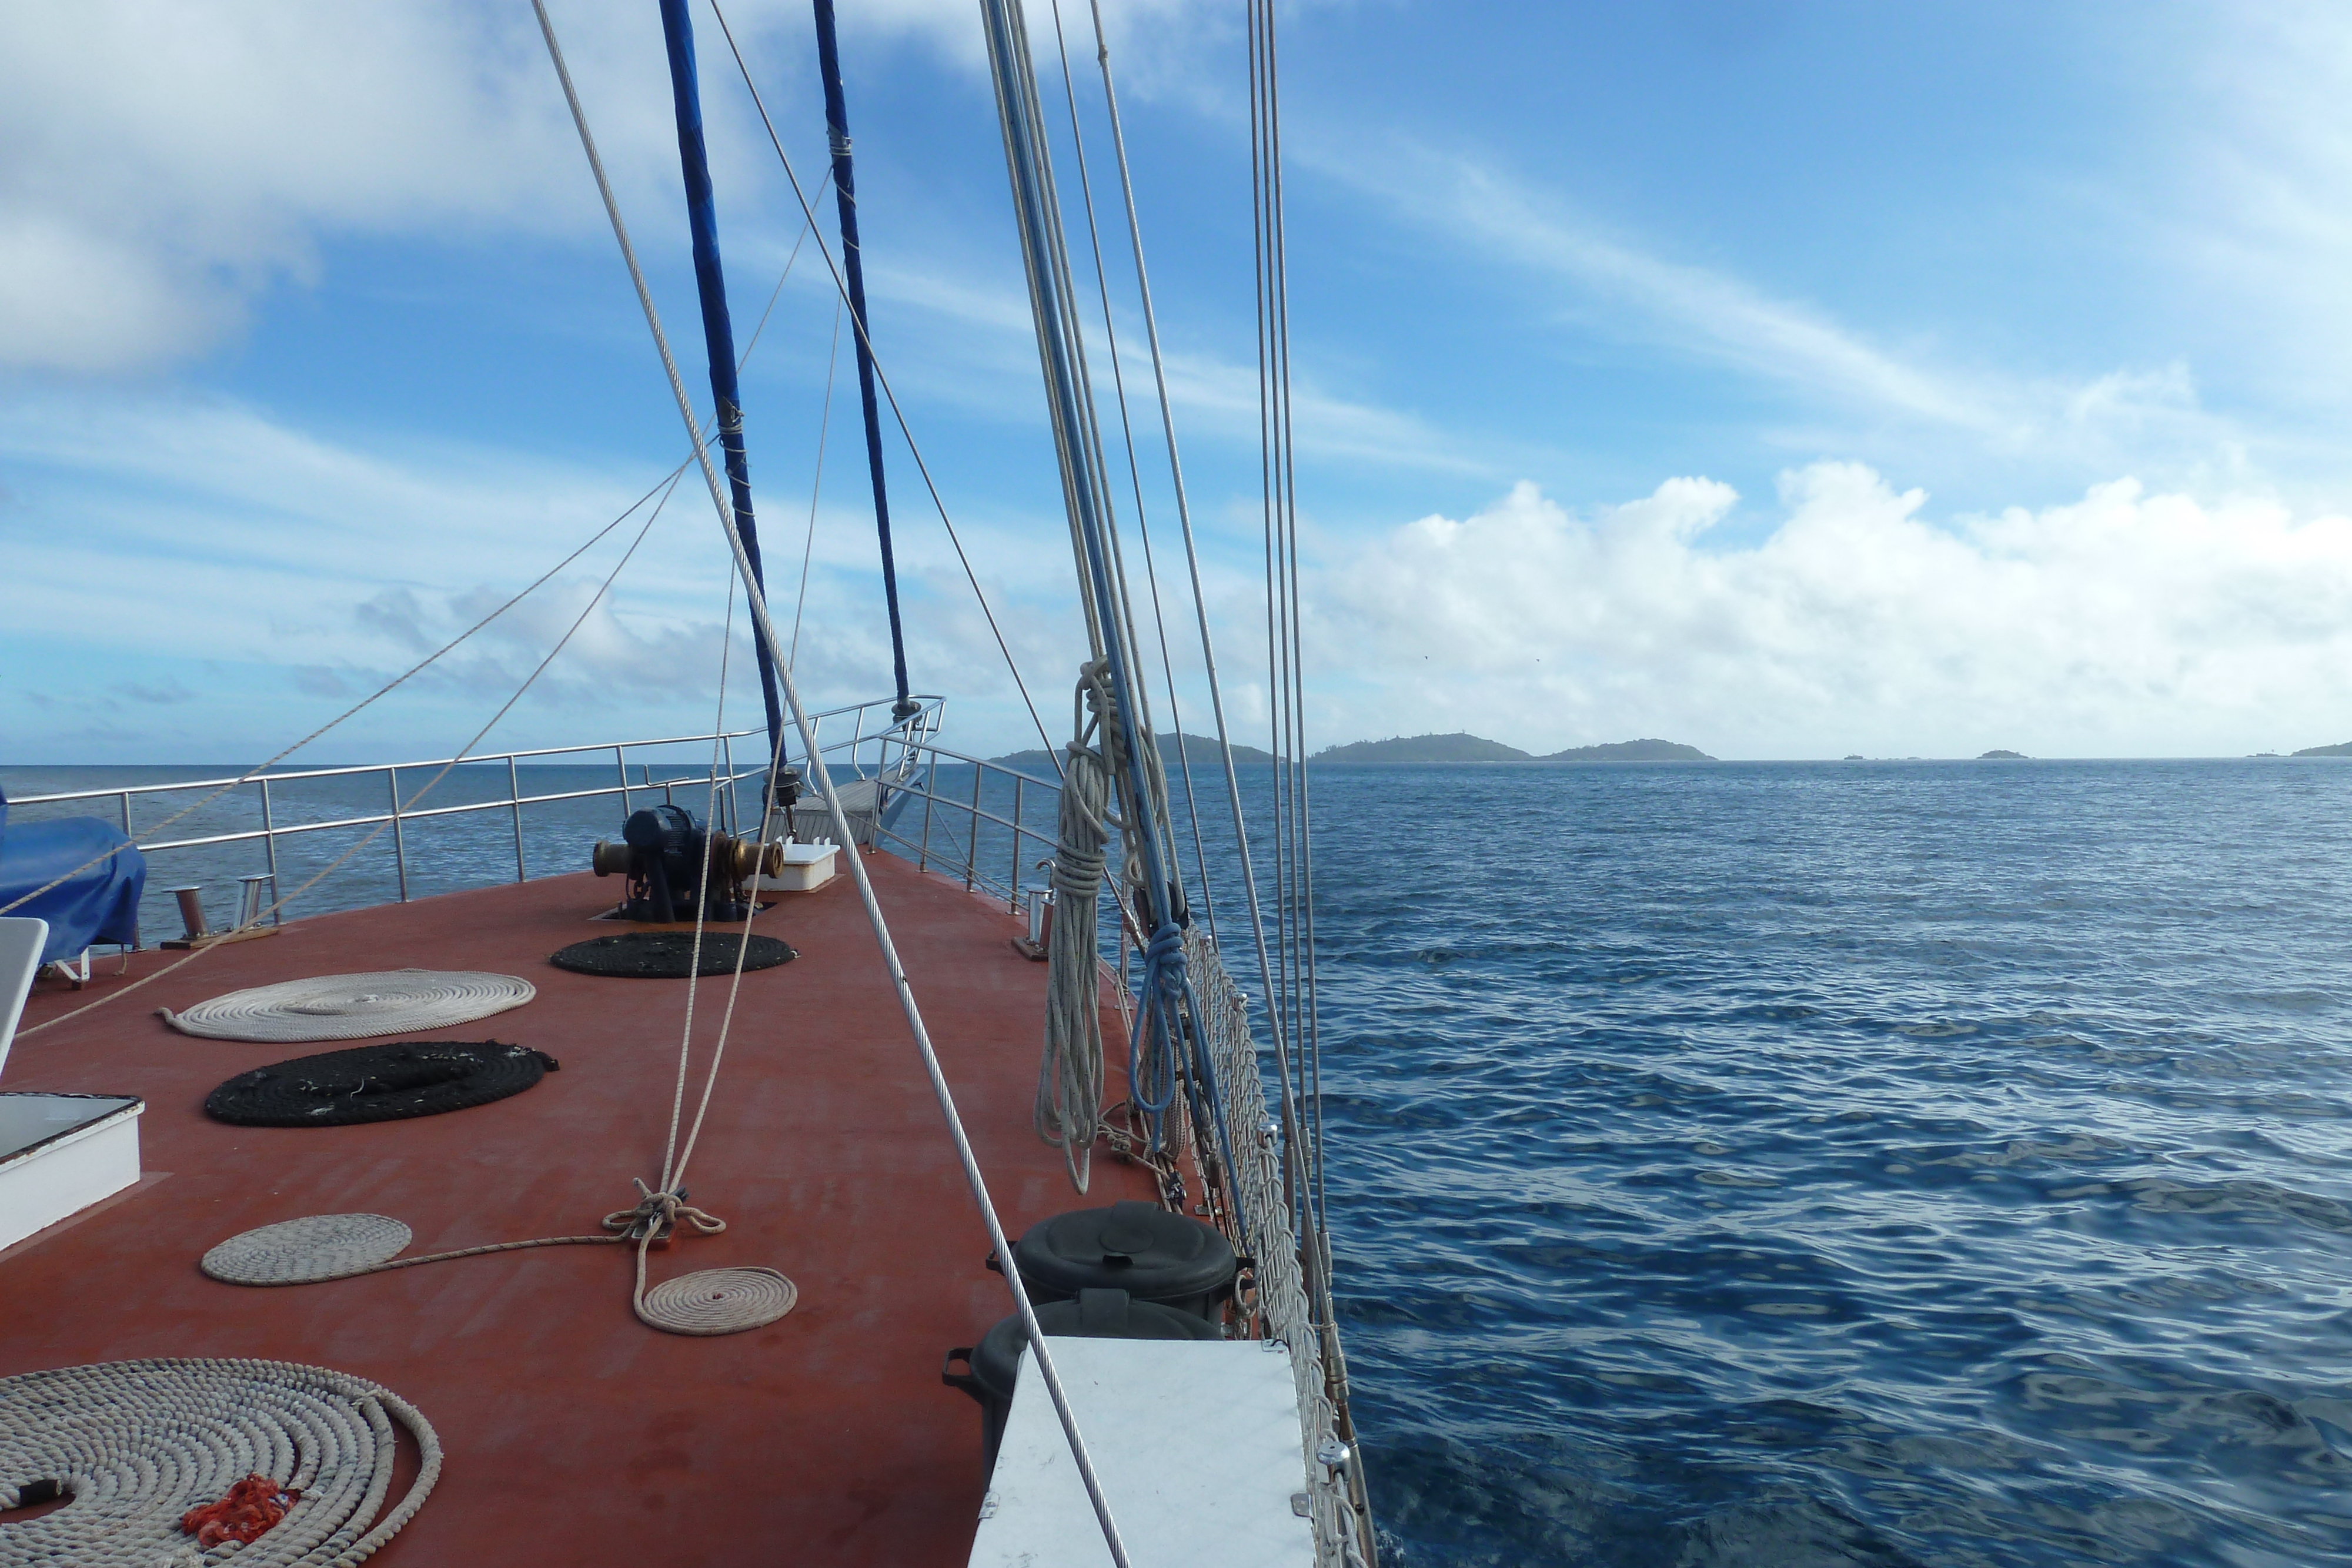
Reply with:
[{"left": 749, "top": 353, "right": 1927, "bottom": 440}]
[
  {"left": 9, "top": 755, "right": 2350, "bottom": 1565},
  {"left": 1288, "top": 760, "right": 2352, "bottom": 1567}
]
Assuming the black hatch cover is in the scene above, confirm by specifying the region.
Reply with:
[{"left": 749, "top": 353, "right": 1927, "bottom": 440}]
[{"left": 1013, "top": 1198, "right": 1238, "bottom": 1304}]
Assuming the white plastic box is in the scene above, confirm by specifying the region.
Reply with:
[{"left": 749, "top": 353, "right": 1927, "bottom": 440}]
[
  {"left": 757, "top": 841, "right": 839, "bottom": 893},
  {"left": 0, "top": 1093, "right": 143, "bottom": 1253},
  {"left": 0, "top": 918, "right": 146, "bottom": 1254},
  {"left": 969, "top": 1337, "right": 1317, "bottom": 1568}
]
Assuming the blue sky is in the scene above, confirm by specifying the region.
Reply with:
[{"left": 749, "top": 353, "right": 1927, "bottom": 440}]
[{"left": 8, "top": 1, "right": 2352, "bottom": 763}]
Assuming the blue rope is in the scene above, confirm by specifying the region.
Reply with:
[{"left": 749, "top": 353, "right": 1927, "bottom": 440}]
[
  {"left": 1125, "top": 922, "right": 1255, "bottom": 1263},
  {"left": 1127, "top": 920, "right": 1185, "bottom": 1128}
]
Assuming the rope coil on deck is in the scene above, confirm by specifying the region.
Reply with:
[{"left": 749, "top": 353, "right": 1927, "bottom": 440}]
[
  {"left": 0, "top": 1356, "right": 440, "bottom": 1567},
  {"left": 202, "top": 1215, "right": 416, "bottom": 1285},
  {"left": 549, "top": 931, "right": 796, "bottom": 978},
  {"left": 201, "top": 1188, "right": 796, "bottom": 1337},
  {"left": 159, "top": 971, "right": 536, "bottom": 1043},
  {"left": 205, "top": 1041, "right": 558, "bottom": 1128},
  {"left": 637, "top": 1268, "right": 797, "bottom": 1335}
]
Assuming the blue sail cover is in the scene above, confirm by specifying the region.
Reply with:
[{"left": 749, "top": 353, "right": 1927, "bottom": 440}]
[{"left": 0, "top": 786, "right": 145, "bottom": 963}]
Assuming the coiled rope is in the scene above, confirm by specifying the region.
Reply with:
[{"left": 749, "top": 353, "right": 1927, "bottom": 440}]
[
  {"left": 159, "top": 971, "right": 537, "bottom": 1044},
  {"left": 200, "top": 1183, "right": 794, "bottom": 1337},
  {"left": 1038, "top": 665, "right": 1118, "bottom": 1191},
  {"left": 0, "top": 1357, "right": 439, "bottom": 1567},
  {"left": 1039, "top": 660, "right": 1205, "bottom": 1188}
]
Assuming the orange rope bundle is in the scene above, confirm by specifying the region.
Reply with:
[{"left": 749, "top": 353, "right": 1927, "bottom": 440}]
[{"left": 181, "top": 1474, "right": 296, "bottom": 1547}]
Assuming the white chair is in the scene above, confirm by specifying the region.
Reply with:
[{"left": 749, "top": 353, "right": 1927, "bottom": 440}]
[{"left": 0, "top": 917, "right": 48, "bottom": 1083}]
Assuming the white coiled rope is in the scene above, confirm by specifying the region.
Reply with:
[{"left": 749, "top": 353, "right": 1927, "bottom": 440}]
[
  {"left": 202, "top": 1215, "right": 416, "bottom": 1285},
  {"left": 0, "top": 1357, "right": 440, "bottom": 1567},
  {"left": 1038, "top": 661, "right": 1145, "bottom": 1192},
  {"left": 199, "top": 1191, "right": 796, "bottom": 1338},
  {"left": 159, "top": 971, "right": 536, "bottom": 1043}
]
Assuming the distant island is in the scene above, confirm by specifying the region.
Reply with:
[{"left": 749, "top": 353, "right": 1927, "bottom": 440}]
[
  {"left": 993, "top": 729, "right": 1720, "bottom": 768},
  {"left": 1977, "top": 749, "right": 2028, "bottom": 760},
  {"left": 1314, "top": 733, "right": 1529, "bottom": 763},
  {"left": 1309, "top": 732, "right": 1715, "bottom": 764},
  {"left": 1548, "top": 739, "right": 1713, "bottom": 762},
  {"left": 2294, "top": 741, "right": 2352, "bottom": 757},
  {"left": 988, "top": 731, "right": 1278, "bottom": 775}
]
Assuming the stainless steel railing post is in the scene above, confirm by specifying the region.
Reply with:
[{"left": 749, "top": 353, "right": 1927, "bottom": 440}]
[
  {"left": 259, "top": 775, "right": 282, "bottom": 925},
  {"left": 508, "top": 755, "right": 527, "bottom": 883},
  {"left": 1010, "top": 776, "right": 1023, "bottom": 914},
  {"left": 966, "top": 762, "right": 983, "bottom": 893},
  {"left": 387, "top": 768, "right": 410, "bottom": 903},
  {"left": 918, "top": 774, "right": 934, "bottom": 873}
]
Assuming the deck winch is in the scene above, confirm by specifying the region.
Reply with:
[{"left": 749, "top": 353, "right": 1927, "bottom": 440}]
[{"left": 592, "top": 805, "right": 783, "bottom": 923}]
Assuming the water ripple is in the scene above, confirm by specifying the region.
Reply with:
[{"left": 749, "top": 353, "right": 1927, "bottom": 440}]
[{"left": 1299, "top": 761, "right": 2352, "bottom": 1567}]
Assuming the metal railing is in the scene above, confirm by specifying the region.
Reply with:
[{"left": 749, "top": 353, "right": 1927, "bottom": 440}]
[
  {"left": 867, "top": 741, "right": 1066, "bottom": 916},
  {"left": 9, "top": 696, "right": 946, "bottom": 925}
]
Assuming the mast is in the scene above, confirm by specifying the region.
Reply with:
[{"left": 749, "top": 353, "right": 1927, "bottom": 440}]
[
  {"left": 658, "top": 0, "right": 786, "bottom": 766},
  {"left": 811, "top": 0, "right": 918, "bottom": 720}
]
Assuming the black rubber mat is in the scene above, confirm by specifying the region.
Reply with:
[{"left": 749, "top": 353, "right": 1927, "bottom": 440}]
[
  {"left": 549, "top": 931, "right": 797, "bottom": 979},
  {"left": 205, "top": 1041, "right": 559, "bottom": 1127}
]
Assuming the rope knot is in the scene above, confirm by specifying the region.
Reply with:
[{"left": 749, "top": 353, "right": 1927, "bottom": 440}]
[
  {"left": 604, "top": 1177, "right": 726, "bottom": 1243},
  {"left": 1143, "top": 920, "right": 1188, "bottom": 999}
]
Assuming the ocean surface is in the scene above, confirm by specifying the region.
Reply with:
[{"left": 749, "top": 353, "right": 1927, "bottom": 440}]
[
  {"left": 1290, "top": 760, "right": 2352, "bottom": 1568},
  {"left": 9, "top": 755, "right": 2352, "bottom": 1566}
]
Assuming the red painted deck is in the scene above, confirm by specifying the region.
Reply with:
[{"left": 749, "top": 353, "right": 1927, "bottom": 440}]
[{"left": 3, "top": 850, "right": 1152, "bottom": 1565}]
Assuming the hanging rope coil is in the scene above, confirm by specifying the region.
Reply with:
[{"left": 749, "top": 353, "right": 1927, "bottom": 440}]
[
  {"left": 0, "top": 1357, "right": 440, "bottom": 1567},
  {"left": 1038, "top": 664, "right": 1120, "bottom": 1190}
]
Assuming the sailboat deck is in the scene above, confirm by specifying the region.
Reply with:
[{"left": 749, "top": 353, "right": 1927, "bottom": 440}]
[{"left": 2, "top": 850, "right": 1152, "bottom": 1566}]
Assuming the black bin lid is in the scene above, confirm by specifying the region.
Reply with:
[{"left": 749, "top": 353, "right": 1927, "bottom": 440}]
[
  {"left": 1013, "top": 1199, "right": 1238, "bottom": 1304},
  {"left": 970, "top": 1288, "right": 1223, "bottom": 1399}
]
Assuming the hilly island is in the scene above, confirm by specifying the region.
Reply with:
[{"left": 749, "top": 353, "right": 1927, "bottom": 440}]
[
  {"left": 990, "top": 731, "right": 1715, "bottom": 767},
  {"left": 1312, "top": 733, "right": 1715, "bottom": 763}
]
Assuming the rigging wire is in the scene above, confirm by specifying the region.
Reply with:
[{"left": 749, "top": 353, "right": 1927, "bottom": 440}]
[
  {"left": 739, "top": 167, "right": 831, "bottom": 369},
  {"left": 0, "top": 464, "right": 683, "bottom": 927},
  {"left": 1259, "top": 0, "right": 1331, "bottom": 1282},
  {"left": 659, "top": 563, "right": 738, "bottom": 1198},
  {"left": 791, "top": 297, "right": 846, "bottom": 667},
  {"left": 1071, "top": 0, "right": 1305, "bottom": 1209},
  {"left": 657, "top": 560, "right": 759, "bottom": 1199},
  {"left": 1247, "top": 0, "right": 1343, "bottom": 1375},
  {"left": 17, "top": 459, "right": 693, "bottom": 1043},
  {"left": 1242, "top": 8, "right": 1361, "bottom": 1528},
  {"left": 2, "top": 176, "right": 828, "bottom": 940},
  {"left": 1044, "top": 0, "right": 1216, "bottom": 935},
  {"left": 529, "top": 7, "right": 1131, "bottom": 1562},
  {"left": 706, "top": 0, "right": 1062, "bottom": 777}
]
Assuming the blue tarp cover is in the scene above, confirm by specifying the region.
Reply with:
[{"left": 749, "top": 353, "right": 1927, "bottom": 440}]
[{"left": 0, "top": 786, "right": 146, "bottom": 964}]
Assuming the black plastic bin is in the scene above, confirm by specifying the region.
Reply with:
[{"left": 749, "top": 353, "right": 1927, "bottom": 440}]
[
  {"left": 997, "top": 1199, "right": 1240, "bottom": 1322},
  {"left": 943, "top": 1288, "right": 1222, "bottom": 1475}
]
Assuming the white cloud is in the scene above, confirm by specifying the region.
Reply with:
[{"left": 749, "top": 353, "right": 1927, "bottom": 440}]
[
  {"left": 1302, "top": 137, "right": 2260, "bottom": 489},
  {"left": 0, "top": 0, "right": 1225, "bottom": 374},
  {"left": 1318, "top": 466, "right": 2352, "bottom": 758},
  {"left": 866, "top": 259, "right": 1484, "bottom": 472},
  {"left": 0, "top": 388, "right": 1087, "bottom": 757},
  {"left": 0, "top": 2, "right": 807, "bottom": 372}
]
